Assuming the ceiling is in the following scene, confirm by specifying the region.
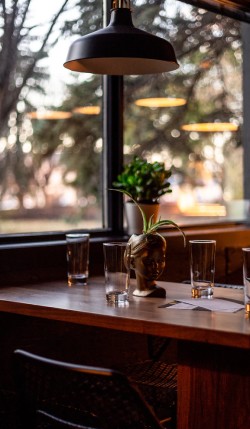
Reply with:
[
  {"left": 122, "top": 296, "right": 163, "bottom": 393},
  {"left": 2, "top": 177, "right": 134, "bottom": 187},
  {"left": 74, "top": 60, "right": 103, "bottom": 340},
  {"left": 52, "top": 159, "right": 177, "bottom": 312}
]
[{"left": 182, "top": 0, "right": 250, "bottom": 22}]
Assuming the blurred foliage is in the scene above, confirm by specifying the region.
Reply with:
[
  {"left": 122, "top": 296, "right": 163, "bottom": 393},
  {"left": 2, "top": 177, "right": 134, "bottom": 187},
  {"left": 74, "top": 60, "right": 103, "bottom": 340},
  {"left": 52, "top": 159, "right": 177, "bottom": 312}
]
[{"left": 122, "top": 0, "right": 242, "bottom": 196}]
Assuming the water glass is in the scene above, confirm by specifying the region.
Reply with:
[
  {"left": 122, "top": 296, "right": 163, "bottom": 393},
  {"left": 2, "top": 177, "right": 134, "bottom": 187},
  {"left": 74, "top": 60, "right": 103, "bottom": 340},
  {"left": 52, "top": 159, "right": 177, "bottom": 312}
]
[
  {"left": 243, "top": 248, "right": 250, "bottom": 312},
  {"left": 66, "top": 233, "right": 90, "bottom": 286},
  {"left": 103, "top": 242, "right": 131, "bottom": 305},
  {"left": 189, "top": 240, "right": 216, "bottom": 298}
]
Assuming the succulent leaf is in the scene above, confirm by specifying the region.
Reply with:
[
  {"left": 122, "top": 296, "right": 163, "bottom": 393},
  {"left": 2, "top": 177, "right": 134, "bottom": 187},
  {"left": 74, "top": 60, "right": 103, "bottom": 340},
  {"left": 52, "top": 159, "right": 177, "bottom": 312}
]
[{"left": 112, "top": 156, "right": 172, "bottom": 203}]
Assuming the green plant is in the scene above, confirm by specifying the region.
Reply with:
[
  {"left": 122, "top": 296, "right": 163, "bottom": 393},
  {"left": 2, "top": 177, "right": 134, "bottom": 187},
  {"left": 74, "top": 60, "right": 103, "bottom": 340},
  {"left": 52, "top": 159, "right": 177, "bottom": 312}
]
[
  {"left": 112, "top": 156, "right": 172, "bottom": 203},
  {"left": 110, "top": 188, "right": 186, "bottom": 246}
]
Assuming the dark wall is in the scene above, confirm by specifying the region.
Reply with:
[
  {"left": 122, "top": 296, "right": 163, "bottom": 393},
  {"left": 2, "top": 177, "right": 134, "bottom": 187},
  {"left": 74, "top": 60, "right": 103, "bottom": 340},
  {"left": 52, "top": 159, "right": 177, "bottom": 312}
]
[{"left": 0, "top": 225, "right": 249, "bottom": 286}]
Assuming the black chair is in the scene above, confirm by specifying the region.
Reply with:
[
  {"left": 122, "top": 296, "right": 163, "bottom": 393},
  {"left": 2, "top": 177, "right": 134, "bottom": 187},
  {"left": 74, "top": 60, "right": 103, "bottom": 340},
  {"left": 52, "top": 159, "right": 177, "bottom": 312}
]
[{"left": 13, "top": 349, "right": 165, "bottom": 429}]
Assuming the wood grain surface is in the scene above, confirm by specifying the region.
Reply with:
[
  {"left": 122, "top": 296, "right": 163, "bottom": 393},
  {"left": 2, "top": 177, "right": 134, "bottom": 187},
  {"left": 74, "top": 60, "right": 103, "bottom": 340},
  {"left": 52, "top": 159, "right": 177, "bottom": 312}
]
[{"left": 0, "top": 277, "right": 249, "bottom": 348}]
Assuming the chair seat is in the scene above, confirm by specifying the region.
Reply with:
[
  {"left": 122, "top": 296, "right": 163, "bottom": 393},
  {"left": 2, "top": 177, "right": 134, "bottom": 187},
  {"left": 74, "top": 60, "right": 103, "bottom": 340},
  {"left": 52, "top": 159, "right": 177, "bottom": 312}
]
[{"left": 125, "top": 360, "right": 177, "bottom": 427}]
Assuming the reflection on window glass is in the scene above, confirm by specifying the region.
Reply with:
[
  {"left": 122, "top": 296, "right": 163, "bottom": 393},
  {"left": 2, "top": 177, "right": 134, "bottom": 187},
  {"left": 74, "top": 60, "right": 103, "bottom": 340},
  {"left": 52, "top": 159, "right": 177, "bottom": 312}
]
[
  {"left": 0, "top": 0, "right": 103, "bottom": 233},
  {"left": 124, "top": 0, "right": 242, "bottom": 224}
]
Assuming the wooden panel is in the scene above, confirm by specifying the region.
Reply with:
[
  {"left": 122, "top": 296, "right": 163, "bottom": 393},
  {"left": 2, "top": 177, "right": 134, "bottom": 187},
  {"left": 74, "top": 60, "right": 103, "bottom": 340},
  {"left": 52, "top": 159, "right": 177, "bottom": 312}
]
[
  {"left": 0, "top": 240, "right": 105, "bottom": 285},
  {"left": 212, "top": 0, "right": 249, "bottom": 10},
  {"left": 161, "top": 226, "right": 250, "bottom": 284},
  {"left": 183, "top": 0, "right": 250, "bottom": 22},
  {"left": 178, "top": 341, "right": 250, "bottom": 429},
  {"left": 225, "top": 246, "right": 245, "bottom": 284},
  {"left": 211, "top": 0, "right": 250, "bottom": 10}
]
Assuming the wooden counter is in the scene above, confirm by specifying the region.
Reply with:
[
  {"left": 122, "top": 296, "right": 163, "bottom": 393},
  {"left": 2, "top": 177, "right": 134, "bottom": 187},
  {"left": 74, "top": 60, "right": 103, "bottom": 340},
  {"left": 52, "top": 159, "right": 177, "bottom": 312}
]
[
  {"left": 0, "top": 277, "right": 248, "bottom": 347},
  {"left": 0, "top": 277, "right": 249, "bottom": 429}
]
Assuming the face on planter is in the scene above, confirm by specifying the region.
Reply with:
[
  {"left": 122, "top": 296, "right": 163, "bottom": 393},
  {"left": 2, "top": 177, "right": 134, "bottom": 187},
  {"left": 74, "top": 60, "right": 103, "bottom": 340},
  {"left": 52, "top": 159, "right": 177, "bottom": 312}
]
[{"left": 132, "top": 244, "right": 166, "bottom": 281}]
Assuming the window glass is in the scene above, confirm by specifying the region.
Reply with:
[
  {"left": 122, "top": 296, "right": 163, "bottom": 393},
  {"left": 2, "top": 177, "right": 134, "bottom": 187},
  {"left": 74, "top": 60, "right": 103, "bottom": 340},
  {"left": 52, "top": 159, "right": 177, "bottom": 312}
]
[
  {"left": 0, "top": 0, "right": 103, "bottom": 234},
  {"left": 0, "top": 0, "right": 245, "bottom": 235},
  {"left": 124, "top": 0, "right": 243, "bottom": 225}
]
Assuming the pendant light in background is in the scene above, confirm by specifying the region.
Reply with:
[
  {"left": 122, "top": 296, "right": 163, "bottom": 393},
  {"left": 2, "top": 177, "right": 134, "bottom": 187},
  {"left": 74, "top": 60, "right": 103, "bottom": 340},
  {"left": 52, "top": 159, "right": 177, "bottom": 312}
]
[
  {"left": 63, "top": 0, "right": 179, "bottom": 75},
  {"left": 73, "top": 106, "right": 101, "bottom": 115},
  {"left": 135, "top": 97, "right": 186, "bottom": 107},
  {"left": 27, "top": 107, "right": 101, "bottom": 120},
  {"left": 27, "top": 111, "right": 72, "bottom": 120},
  {"left": 181, "top": 123, "right": 238, "bottom": 132}
]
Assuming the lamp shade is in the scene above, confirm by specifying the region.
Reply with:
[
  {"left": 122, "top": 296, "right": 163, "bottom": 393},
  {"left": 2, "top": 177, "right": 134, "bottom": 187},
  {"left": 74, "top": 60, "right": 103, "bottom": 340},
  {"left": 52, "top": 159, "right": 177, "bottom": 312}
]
[{"left": 64, "top": 2, "right": 179, "bottom": 75}]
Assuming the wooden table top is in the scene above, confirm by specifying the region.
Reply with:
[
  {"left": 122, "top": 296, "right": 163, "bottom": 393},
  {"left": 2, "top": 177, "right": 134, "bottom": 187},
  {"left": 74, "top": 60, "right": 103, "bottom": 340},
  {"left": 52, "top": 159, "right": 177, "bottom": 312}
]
[{"left": 0, "top": 277, "right": 250, "bottom": 349}]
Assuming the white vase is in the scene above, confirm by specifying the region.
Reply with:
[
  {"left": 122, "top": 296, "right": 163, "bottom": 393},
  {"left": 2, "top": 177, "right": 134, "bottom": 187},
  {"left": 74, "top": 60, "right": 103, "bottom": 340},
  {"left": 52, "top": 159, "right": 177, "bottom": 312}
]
[{"left": 125, "top": 201, "right": 160, "bottom": 235}]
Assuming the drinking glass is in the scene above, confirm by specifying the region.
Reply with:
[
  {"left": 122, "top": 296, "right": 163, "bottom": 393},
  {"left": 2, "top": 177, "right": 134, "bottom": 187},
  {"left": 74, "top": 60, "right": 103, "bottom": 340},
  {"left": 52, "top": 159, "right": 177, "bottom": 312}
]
[
  {"left": 189, "top": 240, "right": 216, "bottom": 298},
  {"left": 103, "top": 242, "right": 131, "bottom": 305},
  {"left": 66, "top": 233, "right": 90, "bottom": 286}
]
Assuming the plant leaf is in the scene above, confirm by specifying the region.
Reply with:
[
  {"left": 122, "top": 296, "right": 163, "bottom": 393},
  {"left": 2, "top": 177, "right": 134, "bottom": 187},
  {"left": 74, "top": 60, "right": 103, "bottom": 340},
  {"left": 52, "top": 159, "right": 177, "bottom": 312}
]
[{"left": 148, "top": 220, "right": 186, "bottom": 246}]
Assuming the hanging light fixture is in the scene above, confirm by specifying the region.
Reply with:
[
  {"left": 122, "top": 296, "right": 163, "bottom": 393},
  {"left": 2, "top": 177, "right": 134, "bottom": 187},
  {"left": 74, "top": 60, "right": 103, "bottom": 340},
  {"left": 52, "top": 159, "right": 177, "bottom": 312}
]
[
  {"left": 181, "top": 123, "right": 238, "bottom": 132},
  {"left": 63, "top": 0, "right": 179, "bottom": 75},
  {"left": 135, "top": 97, "right": 186, "bottom": 107}
]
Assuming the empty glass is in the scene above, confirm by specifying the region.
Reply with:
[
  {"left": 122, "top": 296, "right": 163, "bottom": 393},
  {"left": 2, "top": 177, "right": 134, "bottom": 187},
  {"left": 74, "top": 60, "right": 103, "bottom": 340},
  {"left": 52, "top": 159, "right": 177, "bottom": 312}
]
[
  {"left": 103, "top": 242, "right": 131, "bottom": 305},
  {"left": 189, "top": 240, "right": 216, "bottom": 298}
]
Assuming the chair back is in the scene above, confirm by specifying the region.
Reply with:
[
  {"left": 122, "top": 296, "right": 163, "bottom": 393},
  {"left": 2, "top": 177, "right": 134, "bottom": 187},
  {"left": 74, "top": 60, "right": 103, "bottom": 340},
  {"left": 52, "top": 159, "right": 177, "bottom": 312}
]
[{"left": 13, "top": 349, "right": 164, "bottom": 429}]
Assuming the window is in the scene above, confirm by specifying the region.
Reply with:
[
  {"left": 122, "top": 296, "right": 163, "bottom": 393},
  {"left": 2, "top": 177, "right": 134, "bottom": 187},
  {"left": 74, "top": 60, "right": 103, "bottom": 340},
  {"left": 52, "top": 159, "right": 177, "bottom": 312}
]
[
  {"left": 0, "top": 0, "right": 249, "bottom": 238},
  {"left": 0, "top": 0, "right": 104, "bottom": 234},
  {"left": 124, "top": 0, "right": 243, "bottom": 226}
]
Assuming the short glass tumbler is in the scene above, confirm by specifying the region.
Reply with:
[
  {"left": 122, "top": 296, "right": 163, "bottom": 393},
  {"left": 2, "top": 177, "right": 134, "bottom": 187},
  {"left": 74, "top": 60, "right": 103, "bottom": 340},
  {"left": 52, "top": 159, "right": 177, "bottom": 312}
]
[
  {"left": 66, "top": 233, "right": 90, "bottom": 286},
  {"left": 243, "top": 248, "right": 250, "bottom": 312},
  {"left": 103, "top": 242, "right": 131, "bottom": 304},
  {"left": 189, "top": 240, "right": 216, "bottom": 298}
]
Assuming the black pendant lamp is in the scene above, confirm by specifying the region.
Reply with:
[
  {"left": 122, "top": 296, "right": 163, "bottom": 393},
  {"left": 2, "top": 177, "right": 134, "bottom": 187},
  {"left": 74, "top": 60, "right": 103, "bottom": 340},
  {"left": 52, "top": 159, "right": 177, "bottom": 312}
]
[{"left": 63, "top": 0, "right": 179, "bottom": 75}]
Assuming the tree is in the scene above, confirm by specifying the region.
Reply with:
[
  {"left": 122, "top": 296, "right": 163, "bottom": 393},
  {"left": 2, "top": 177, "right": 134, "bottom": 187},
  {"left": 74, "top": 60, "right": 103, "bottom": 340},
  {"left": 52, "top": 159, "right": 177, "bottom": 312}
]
[
  {"left": 31, "top": 75, "right": 102, "bottom": 200},
  {"left": 123, "top": 1, "right": 242, "bottom": 199},
  {"left": 0, "top": 0, "right": 71, "bottom": 134},
  {"left": 0, "top": 0, "right": 73, "bottom": 207}
]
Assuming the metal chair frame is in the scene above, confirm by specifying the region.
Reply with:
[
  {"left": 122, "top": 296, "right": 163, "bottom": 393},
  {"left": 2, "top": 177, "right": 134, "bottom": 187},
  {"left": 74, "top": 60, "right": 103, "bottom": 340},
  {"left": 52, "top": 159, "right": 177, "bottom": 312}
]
[{"left": 13, "top": 349, "right": 164, "bottom": 429}]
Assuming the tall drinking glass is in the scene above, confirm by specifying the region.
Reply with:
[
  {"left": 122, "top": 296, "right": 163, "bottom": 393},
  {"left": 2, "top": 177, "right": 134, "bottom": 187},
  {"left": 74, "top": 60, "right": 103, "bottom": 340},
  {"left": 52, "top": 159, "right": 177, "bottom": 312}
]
[
  {"left": 103, "top": 242, "right": 131, "bottom": 305},
  {"left": 189, "top": 240, "right": 216, "bottom": 298},
  {"left": 66, "top": 233, "right": 90, "bottom": 286}
]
